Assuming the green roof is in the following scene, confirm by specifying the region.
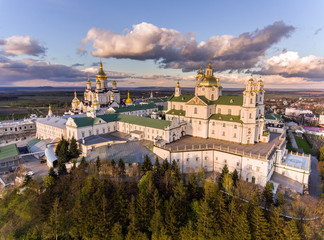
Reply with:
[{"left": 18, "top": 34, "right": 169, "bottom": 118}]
[
  {"left": 113, "top": 103, "right": 157, "bottom": 113},
  {"left": 0, "top": 144, "right": 19, "bottom": 161},
  {"left": 213, "top": 95, "right": 243, "bottom": 106},
  {"left": 143, "top": 97, "right": 168, "bottom": 103},
  {"left": 166, "top": 109, "right": 186, "bottom": 116},
  {"left": 73, "top": 117, "right": 96, "bottom": 127},
  {"left": 168, "top": 94, "right": 195, "bottom": 102},
  {"left": 209, "top": 113, "right": 243, "bottom": 123},
  {"left": 27, "top": 138, "right": 40, "bottom": 148},
  {"left": 168, "top": 94, "right": 243, "bottom": 106},
  {"left": 116, "top": 114, "right": 171, "bottom": 130},
  {"left": 265, "top": 113, "right": 282, "bottom": 120},
  {"left": 70, "top": 113, "right": 171, "bottom": 130},
  {"left": 162, "top": 105, "right": 168, "bottom": 110}
]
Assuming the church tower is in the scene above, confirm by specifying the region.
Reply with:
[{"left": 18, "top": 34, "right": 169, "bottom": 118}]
[
  {"left": 175, "top": 80, "right": 181, "bottom": 97},
  {"left": 86, "top": 74, "right": 91, "bottom": 90},
  {"left": 96, "top": 58, "right": 108, "bottom": 90}
]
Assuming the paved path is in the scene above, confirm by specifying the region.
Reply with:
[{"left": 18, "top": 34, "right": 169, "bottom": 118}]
[
  {"left": 309, "top": 156, "right": 322, "bottom": 197},
  {"left": 288, "top": 130, "right": 298, "bottom": 150}
]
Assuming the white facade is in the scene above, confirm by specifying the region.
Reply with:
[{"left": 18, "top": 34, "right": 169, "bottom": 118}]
[{"left": 285, "top": 107, "right": 313, "bottom": 117}]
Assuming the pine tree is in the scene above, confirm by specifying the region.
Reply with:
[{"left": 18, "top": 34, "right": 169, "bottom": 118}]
[
  {"left": 110, "top": 222, "right": 124, "bottom": 240},
  {"left": 235, "top": 210, "right": 251, "bottom": 240},
  {"left": 161, "top": 159, "right": 170, "bottom": 175},
  {"left": 111, "top": 159, "right": 116, "bottom": 176},
  {"left": 180, "top": 220, "right": 197, "bottom": 240},
  {"left": 143, "top": 155, "right": 153, "bottom": 173},
  {"left": 197, "top": 200, "right": 216, "bottom": 239},
  {"left": 231, "top": 169, "right": 239, "bottom": 187},
  {"left": 269, "top": 207, "right": 285, "bottom": 240},
  {"left": 150, "top": 209, "right": 170, "bottom": 240},
  {"left": 118, "top": 158, "right": 125, "bottom": 176},
  {"left": 249, "top": 197, "right": 269, "bottom": 240},
  {"left": 263, "top": 182, "right": 274, "bottom": 209},
  {"left": 45, "top": 198, "right": 63, "bottom": 240},
  {"left": 69, "top": 136, "right": 79, "bottom": 159},
  {"left": 58, "top": 161, "right": 67, "bottom": 176},
  {"left": 219, "top": 164, "right": 229, "bottom": 187},
  {"left": 275, "top": 191, "right": 285, "bottom": 207},
  {"left": 319, "top": 144, "right": 324, "bottom": 161},
  {"left": 79, "top": 156, "right": 87, "bottom": 169},
  {"left": 283, "top": 220, "right": 301, "bottom": 240},
  {"left": 96, "top": 156, "right": 101, "bottom": 173},
  {"left": 222, "top": 172, "right": 233, "bottom": 195},
  {"left": 171, "top": 160, "right": 181, "bottom": 182}
]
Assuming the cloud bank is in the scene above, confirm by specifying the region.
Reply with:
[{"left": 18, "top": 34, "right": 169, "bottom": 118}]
[{"left": 80, "top": 21, "right": 295, "bottom": 72}]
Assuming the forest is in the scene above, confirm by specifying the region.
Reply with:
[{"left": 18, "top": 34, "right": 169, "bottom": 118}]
[{"left": 0, "top": 156, "right": 323, "bottom": 240}]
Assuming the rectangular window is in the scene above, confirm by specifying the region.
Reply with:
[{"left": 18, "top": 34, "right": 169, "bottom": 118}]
[
  {"left": 81, "top": 132, "right": 85, "bottom": 138},
  {"left": 228, "top": 109, "right": 231, "bottom": 115},
  {"left": 233, "top": 133, "right": 237, "bottom": 138},
  {"left": 237, "top": 162, "right": 239, "bottom": 166},
  {"left": 256, "top": 167, "right": 260, "bottom": 172},
  {"left": 212, "top": 130, "right": 215, "bottom": 134},
  {"left": 234, "top": 125, "right": 237, "bottom": 129},
  {"left": 222, "top": 132, "right": 225, "bottom": 136},
  {"left": 223, "top": 123, "right": 226, "bottom": 127},
  {"left": 96, "top": 129, "right": 99, "bottom": 135},
  {"left": 218, "top": 108, "right": 221, "bottom": 114},
  {"left": 103, "top": 128, "right": 105, "bottom": 133},
  {"left": 199, "top": 121, "right": 201, "bottom": 125},
  {"left": 196, "top": 157, "right": 199, "bottom": 161}
]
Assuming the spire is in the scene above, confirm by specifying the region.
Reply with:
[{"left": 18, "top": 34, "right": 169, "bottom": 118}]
[
  {"left": 87, "top": 74, "right": 90, "bottom": 83},
  {"left": 199, "top": 65, "right": 203, "bottom": 73},
  {"left": 47, "top": 104, "right": 53, "bottom": 117},
  {"left": 100, "top": 57, "right": 102, "bottom": 69},
  {"left": 125, "top": 91, "right": 133, "bottom": 104},
  {"left": 207, "top": 56, "right": 212, "bottom": 69}
]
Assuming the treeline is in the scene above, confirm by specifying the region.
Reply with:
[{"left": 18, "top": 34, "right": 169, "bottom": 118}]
[{"left": 0, "top": 157, "right": 323, "bottom": 239}]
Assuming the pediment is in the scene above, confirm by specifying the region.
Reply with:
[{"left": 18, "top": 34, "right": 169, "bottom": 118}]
[{"left": 186, "top": 96, "right": 207, "bottom": 106}]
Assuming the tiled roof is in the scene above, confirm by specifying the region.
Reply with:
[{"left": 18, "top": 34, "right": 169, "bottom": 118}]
[
  {"left": 0, "top": 144, "right": 19, "bottom": 161},
  {"left": 166, "top": 109, "right": 186, "bottom": 116},
  {"left": 209, "top": 113, "right": 243, "bottom": 123}
]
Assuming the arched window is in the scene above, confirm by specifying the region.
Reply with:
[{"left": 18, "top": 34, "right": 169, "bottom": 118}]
[
  {"left": 194, "top": 107, "right": 197, "bottom": 114},
  {"left": 252, "top": 176, "right": 256, "bottom": 183},
  {"left": 211, "top": 94, "right": 214, "bottom": 100},
  {"left": 249, "top": 113, "right": 252, "bottom": 119},
  {"left": 250, "top": 98, "right": 253, "bottom": 104}
]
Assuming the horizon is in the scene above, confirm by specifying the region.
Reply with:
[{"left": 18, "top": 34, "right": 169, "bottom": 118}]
[{"left": 0, "top": 1, "right": 324, "bottom": 89}]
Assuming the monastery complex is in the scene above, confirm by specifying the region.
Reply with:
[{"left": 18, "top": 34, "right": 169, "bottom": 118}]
[{"left": 35, "top": 59, "right": 311, "bottom": 192}]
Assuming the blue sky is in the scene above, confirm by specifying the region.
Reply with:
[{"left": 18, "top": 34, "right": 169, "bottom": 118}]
[{"left": 0, "top": 0, "right": 324, "bottom": 88}]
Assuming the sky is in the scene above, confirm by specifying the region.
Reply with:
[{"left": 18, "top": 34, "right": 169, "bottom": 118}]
[{"left": 0, "top": 0, "right": 324, "bottom": 89}]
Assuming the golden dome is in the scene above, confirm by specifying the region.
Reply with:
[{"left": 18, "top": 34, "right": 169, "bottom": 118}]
[
  {"left": 198, "top": 76, "right": 221, "bottom": 87},
  {"left": 96, "top": 57, "right": 107, "bottom": 80},
  {"left": 125, "top": 91, "right": 132, "bottom": 104},
  {"left": 72, "top": 91, "right": 80, "bottom": 103},
  {"left": 248, "top": 74, "right": 254, "bottom": 82},
  {"left": 112, "top": 79, "right": 117, "bottom": 85}
]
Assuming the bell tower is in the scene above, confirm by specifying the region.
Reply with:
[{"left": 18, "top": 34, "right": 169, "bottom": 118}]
[{"left": 175, "top": 80, "right": 181, "bottom": 97}]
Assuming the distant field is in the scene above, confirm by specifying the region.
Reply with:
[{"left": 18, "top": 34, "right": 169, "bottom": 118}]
[{"left": 0, "top": 87, "right": 324, "bottom": 120}]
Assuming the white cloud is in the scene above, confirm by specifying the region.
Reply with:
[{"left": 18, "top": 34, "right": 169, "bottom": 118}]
[
  {"left": 0, "top": 35, "right": 46, "bottom": 56},
  {"left": 80, "top": 21, "right": 295, "bottom": 72},
  {"left": 260, "top": 51, "right": 324, "bottom": 80}
]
